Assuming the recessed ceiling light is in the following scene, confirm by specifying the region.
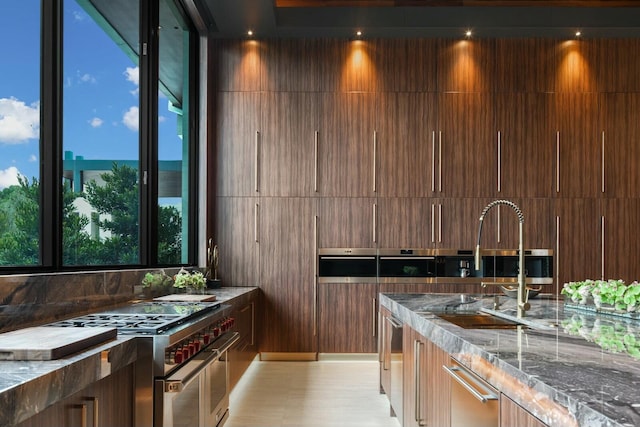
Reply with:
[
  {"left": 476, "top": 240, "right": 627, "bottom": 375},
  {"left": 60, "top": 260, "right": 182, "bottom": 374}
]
[
  {"left": 356, "top": 30, "right": 362, "bottom": 37},
  {"left": 575, "top": 30, "right": 582, "bottom": 38},
  {"left": 247, "top": 30, "right": 253, "bottom": 36},
  {"left": 465, "top": 30, "right": 472, "bottom": 38}
]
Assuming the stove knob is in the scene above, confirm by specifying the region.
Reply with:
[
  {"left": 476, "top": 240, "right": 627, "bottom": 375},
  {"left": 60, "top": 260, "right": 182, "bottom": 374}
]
[
  {"left": 181, "top": 346, "right": 190, "bottom": 359},
  {"left": 203, "top": 333, "right": 211, "bottom": 345},
  {"left": 174, "top": 349, "right": 183, "bottom": 364},
  {"left": 213, "top": 326, "right": 220, "bottom": 337},
  {"left": 191, "top": 341, "right": 200, "bottom": 353}
]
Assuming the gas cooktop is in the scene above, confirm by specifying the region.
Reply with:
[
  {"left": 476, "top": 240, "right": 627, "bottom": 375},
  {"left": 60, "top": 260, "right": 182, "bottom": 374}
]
[{"left": 48, "top": 301, "right": 221, "bottom": 334}]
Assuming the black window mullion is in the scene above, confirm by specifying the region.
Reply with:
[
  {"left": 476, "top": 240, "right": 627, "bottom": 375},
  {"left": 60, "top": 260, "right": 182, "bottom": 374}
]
[
  {"left": 139, "top": 0, "right": 160, "bottom": 266},
  {"left": 40, "top": 0, "right": 63, "bottom": 269}
]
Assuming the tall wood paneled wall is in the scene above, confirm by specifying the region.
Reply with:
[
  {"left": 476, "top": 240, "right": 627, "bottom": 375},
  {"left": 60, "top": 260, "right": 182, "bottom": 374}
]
[{"left": 208, "top": 38, "right": 640, "bottom": 354}]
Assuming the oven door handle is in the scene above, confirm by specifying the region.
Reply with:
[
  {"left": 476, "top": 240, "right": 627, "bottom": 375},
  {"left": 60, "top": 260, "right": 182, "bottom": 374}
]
[{"left": 162, "top": 332, "right": 240, "bottom": 393}]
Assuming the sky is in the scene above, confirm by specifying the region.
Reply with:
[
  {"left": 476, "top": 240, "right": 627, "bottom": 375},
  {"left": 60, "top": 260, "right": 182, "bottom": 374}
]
[{"left": 0, "top": 0, "right": 181, "bottom": 191}]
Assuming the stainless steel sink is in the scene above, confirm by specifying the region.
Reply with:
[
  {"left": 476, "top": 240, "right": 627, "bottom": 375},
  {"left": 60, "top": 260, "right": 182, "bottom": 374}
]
[{"left": 435, "top": 312, "right": 526, "bottom": 329}]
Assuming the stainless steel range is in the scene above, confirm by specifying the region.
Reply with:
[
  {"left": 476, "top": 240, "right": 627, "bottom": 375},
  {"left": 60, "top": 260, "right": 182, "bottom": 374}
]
[{"left": 48, "top": 300, "right": 238, "bottom": 427}]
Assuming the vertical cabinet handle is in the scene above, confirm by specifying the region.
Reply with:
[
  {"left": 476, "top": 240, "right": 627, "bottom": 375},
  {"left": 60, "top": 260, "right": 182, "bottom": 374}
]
[
  {"left": 497, "top": 205, "right": 501, "bottom": 244},
  {"left": 438, "top": 131, "right": 443, "bottom": 192},
  {"left": 373, "top": 130, "right": 377, "bottom": 193},
  {"left": 414, "top": 340, "right": 426, "bottom": 426},
  {"left": 255, "top": 131, "right": 260, "bottom": 193},
  {"left": 601, "top": 130, "right": 605, "bottom": 193},
  {"left": 438, "top": 204, "right": 442, "bottom": 243},
  {"left": 69, "top": 403, "right": 88, "bottom": 427},
  {"left": 254, "top": 203, "right": 259, "bottom": 243},
  {"left": 556, "top": 131, "right": 560, "bottom": 193},
  {"left": 601, "top": 215, "right": 606, "bottom": 280},
  {"left": 431, "top": 131, "right": 436, "bottom": 192},
  {"left": 85, "top": 397, "right": 99, "bottom": 427},
  {"left": 497, "top": 131, "right": 501, "bottom": 193},
  {"left": 313, "top": 215, "right": 318, "bottom": 337},
  {"left": 372, "top": 298, "right": 377, "bottom": 337},
  {"left": 556, "top": 215, "right": 560, "bottom": 295},
  {"left": 431, "top": 204, "right": 435, "bottom": 243},
  {"left": 314, "top": 131, "right": 319, "bottom": 193},
  {"left": 373, "top": 203, "right": 377, "bottom": 243}
]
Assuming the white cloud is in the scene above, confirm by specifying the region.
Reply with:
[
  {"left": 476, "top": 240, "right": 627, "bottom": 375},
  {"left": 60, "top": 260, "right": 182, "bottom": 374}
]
[
  {"left": 122, "top": 106, "right": 139, "bottom": 131},
  {"left": 89, "top": 117, "right": 104, "bottom": 128},
  {"left": 0, "top": 166, "right": 22, "bottom": 190},
  {"left": 124, "top": 66, "right": 139, "bottom": 86},
  {"left": 78, "top": 72, "right": 96, "bottom": 84},
  {"left": 29, "top": 154, "right": 37, "bottom": 162},
  {"left": 158, "top": 115, "right": 166, "bottom": 123},
  {"left": 73, "top": 10, "right": 86, "bottom": 22},
  {"left": 0, "top": 97, "right": 40, "bottom": 144}
]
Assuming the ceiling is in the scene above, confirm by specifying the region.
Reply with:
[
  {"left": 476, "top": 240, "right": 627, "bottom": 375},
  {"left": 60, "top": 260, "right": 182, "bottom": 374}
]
[{"left": 198, "top": 0, "right": 640, "bottom": 38}]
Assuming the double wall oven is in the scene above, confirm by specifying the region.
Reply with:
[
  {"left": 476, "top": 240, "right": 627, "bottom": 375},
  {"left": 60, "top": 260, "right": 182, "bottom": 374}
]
[{"left": 48, "top": 300, "right": 237, "bottom": 427}]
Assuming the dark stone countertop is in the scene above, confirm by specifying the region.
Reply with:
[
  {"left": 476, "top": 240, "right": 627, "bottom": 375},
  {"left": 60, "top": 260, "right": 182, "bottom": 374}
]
[{"left": 380, "top": 292, "right": 640, "bottom": 427}]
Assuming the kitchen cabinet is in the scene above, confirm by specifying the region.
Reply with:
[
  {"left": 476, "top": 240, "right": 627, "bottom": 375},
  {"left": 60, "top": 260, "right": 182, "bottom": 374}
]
[
  {"left": 495, "top": 93, "right": 555, "bottom": 198},
  {"left": 17, "top": 364, "right": 134, "bottom": 427},
  {"left": 214, "top": 92, "right": 261, "bottom": 197},
  {"left": 403, "top": 325, "right": 451, "bottom": 427},
  {"left": 500, "top": 395, "right": 546, "bottom": 427},
  {"left": 317, "top": 197, "right": 377, "bottom": 249},
  {"left": 436, "top": 198, "right": 497, "bottom": 250},
  {"left": 260, "top": 92, "right": 319, "bottom": 196},
  {"left": 551, "top": 93, "right": 602, "bottom": 198},
  {"left": 379, "top": 306, "right": 393, "bottom": 397},
  {"left": 437, "top": 39, "right": 495, "bottom": 93},
  {"left": 375, "top": 92, "right": 437, "bottom": 197},
  {"left": 229, "top": 291, "right": 259, "bottom": 391},
  {"left": 212, "top": 39, "right": 263, "bottom": 92},
  {"left": 213, "top": 196, "right": 260, "bottom": 287},
  {"left": 376, "top": 198, "right": 434, "bottom": 249},
  {"left": 437, "top": 93, "right": 496, "bottom": 198},
  {"left": 317, "top": 92, "right": 376, "bottom": 197},
  {"left": 554, "top": 198, "right": 601, "bottom": 288},
  {"left": 601, "top": 199, "right": 640, "bottom": 284},
  {"left": 601, "top": 93, "right": 640, "bottom": 198},
  {"left": 259, "top": 197, "right": 316, "bottom": 353},
  {"left": 318, "top": 282, "right": 378, "bottom": 353},
  {"left": 374, "top": 39, "right": 437, "bottom": 93},
  {"left": 489, "top": 198, "right": 555, "bottom": 251}
]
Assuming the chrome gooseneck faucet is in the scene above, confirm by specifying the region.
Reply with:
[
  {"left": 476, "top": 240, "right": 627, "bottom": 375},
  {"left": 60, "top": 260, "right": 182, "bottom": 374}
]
[{"left": 475, "top": 200, "right": 529, "bottom": 318}]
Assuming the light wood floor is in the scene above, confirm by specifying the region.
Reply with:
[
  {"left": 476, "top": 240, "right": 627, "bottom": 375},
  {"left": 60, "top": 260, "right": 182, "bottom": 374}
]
[{"left": 225, "top": 359, "right": 402, "bottom": 427}]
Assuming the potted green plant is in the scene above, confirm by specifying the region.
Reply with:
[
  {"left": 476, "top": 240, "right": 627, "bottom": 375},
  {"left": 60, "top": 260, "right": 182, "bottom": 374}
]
[
  {"left": 173, "top": 268, "right": 206, "bottom": 294},
  {"left": 141, "top": 270, "right": 173, "bottom": 298}
]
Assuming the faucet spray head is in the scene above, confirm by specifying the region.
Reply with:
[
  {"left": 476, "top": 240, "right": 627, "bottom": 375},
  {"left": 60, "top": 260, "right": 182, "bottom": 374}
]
[{"left": 474, "top": 245, "right": 481, "bottom": 271}]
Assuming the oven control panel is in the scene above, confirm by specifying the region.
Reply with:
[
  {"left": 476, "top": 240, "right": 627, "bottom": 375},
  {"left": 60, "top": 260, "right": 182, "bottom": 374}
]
[{"left": 165, "top": 316, "right": 235, "bottom": 365}]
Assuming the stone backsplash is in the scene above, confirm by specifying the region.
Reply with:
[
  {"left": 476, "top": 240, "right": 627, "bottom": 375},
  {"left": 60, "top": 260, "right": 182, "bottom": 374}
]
[{"left": 0, "top": 268, "right": 183, "bottom": 333}]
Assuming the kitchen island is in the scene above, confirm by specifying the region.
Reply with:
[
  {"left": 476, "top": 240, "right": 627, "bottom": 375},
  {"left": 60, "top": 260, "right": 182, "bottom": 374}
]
[{"left": 380, "top": 293, "right": 640, "bottom": 427}]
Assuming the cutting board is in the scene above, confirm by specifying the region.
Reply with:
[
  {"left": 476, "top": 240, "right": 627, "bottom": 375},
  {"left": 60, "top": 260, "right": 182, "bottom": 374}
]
[
  {"left": 154, "top": 293, "right": 217, "bottom": 302},
  {"left": 0, "top": 326, "right": 117, "bottom": 361}
]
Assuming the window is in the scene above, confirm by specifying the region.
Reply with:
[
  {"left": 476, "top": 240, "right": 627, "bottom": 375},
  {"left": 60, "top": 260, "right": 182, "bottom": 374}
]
[
  {"left": 0, "top": 0, "right": 198, "bottom": 271},
  {"left": 0, "top": 0, "right": 41, "bottom": 267},
  {"left": 62, "top": 0, "right": 141, "bottom": 266},
  {"left": 158, "top": 0, "right": 192, "bottom": 264}
]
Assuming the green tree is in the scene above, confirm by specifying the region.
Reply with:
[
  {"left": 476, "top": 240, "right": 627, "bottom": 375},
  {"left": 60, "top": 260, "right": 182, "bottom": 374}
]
[{"left": 0, "top": 176, "right": 40, "bottom": 265}]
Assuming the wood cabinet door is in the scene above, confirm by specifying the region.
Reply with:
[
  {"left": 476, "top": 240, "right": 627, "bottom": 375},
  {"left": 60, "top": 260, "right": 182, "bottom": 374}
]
[
  {"left": 213, "top": 196, "right": 260, "bottom": 287},
  {"left": 500, "top": 394, "right": 547, "bottom": 427},
  {"left": 402, "top": 325, "right": 419, "bottom": 427},
  {"left": 376, "top": 93, "right": 437, "bottom": 197},
  {"left": 317, "top": 197, "right": 376, "bottom": 249},
  {"left": 214, "top": 92, "right": 261, "bottom": 197},
  {"left": 493, "top": 198, "right": 555, "bottom": 251},
  {"left": 425, "top": 339, "right": 451, "bottom": 427},
  {"left": 495, "top": 93, "right": 555, "bottom": 198},
  {"left": 437, "top": 198, "right": 497, "bottom": 250},
  {"left": 554, "top": 198, "right": 602, "bottom": 288},
  {"left": 602, "top": 199, "right": 640, "bottom": 284},
  {"left": 317, "top": 92, "right": 376, "bottom": 197},
  {"left": 376, "top": 197, "right": 434, "bottom": 249},
  {"left": 261, "top": 92, "right": 319, "bottom": 196},
  {"left": 318, "top": 282, "right": 379, "bottom": 353},
  {"left": 438, "top": 93, "right": 496, "bottom": 198},
  {"left": 551, "top": 93, "right": 602, "bottom": 198},
  {"left": 260, "top": 198, "right": 316, "bottom": 353},
  {"left": 601, "top": 93, "right": 640, "bottom": 198},
  {"left": 437, "top": 39, "right": 495, "bottom": 93},
  {"left": 379, "top": 306, "right": 392, "bottom": 397}
]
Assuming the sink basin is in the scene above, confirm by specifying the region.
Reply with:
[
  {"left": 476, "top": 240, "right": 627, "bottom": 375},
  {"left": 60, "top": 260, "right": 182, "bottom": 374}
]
[{"left": 435, "top": 312, "right": 526, "bottom": 329}]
